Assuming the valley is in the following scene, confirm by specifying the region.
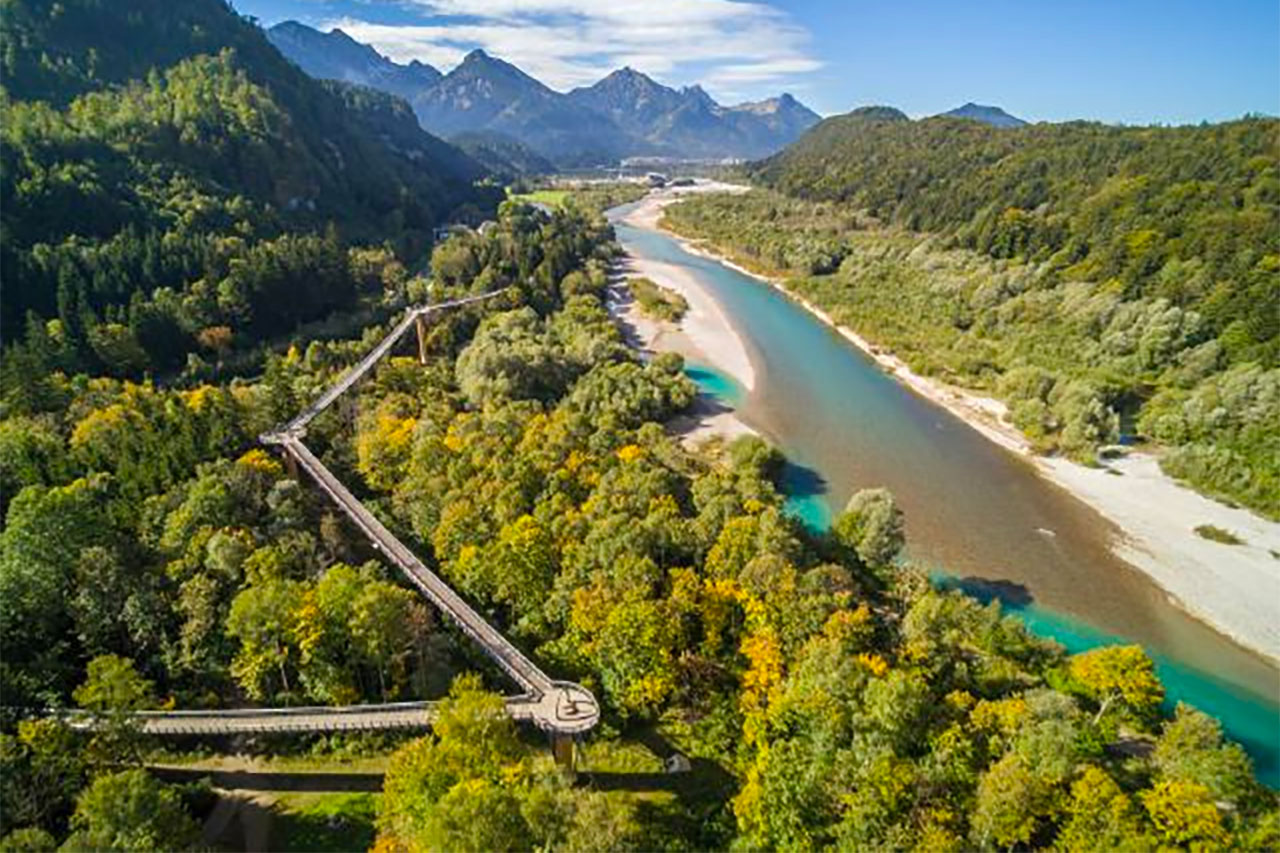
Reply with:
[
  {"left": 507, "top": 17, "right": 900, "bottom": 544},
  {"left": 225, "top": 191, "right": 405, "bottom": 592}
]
[
  {"left": 609, "top": 184, "right": 1280, "bottom": 785},
  {"left": 1, "top": 0, "right": 1276, "bottom": 849}
]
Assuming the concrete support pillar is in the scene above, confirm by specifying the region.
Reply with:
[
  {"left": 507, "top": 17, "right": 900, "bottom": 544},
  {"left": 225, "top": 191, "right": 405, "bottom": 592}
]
[
  {"left": 283, "top": 450, "right": 299, "bottom": 481},
  {"left": 415, "top": 314, "right": 429, "bottom": 365},
  {"left": 551, "top": 733, "right": 576, "bottom": 773}
]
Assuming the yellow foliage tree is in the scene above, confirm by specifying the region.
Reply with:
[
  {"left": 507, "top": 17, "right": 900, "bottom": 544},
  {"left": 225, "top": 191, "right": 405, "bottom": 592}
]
[
  {"left": 740, "top": 628, "right": 784, "bottom": 746},
  {"left": 356, "top": 395, "right": 419, "bottom": 492},
  {"left": 1140, "top": 779, "right": 1230, "bottom": 848},
  {"left": 1069, "top": 645, "right": 1164, "bottom": 726}
]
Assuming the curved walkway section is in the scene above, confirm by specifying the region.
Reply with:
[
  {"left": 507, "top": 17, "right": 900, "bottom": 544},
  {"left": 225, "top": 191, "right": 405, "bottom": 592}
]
[{"left": 270, "top": 437, "right": 599, "bottom": 734}]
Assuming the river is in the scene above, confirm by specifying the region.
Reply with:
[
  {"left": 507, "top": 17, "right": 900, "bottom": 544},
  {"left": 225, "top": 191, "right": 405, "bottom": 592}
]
[{"left": 610, "top": 205, "right": 1280, "bottom": 786}]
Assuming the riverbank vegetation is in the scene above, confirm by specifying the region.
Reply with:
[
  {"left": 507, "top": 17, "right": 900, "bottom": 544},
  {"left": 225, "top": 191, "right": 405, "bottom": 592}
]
[
  {"left": 662, "top": 179, "right": 1280, "bottom": 518},
  {"left": 1194, "top": 524, "right": 1245, "bottom": 546},
  {"left": 628, "top": 275, "right": 689, "bottom": 321},
  {"left": 508, "top": 182, "right": 648, "bottom": 215}
]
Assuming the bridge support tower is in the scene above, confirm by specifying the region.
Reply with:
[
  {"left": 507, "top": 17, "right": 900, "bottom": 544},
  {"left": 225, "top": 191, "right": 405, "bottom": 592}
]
[
  {"left": 552, "top": 733, "right": 577, "bottom": 773},
  {"left": 415, "top": 314, "right": 430, "bottom": 365}
]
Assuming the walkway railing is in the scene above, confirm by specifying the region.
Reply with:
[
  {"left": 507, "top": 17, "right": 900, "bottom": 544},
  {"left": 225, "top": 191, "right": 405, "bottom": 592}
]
[
  {"left": 56, "top": 696, "right": 544, "bottom": 736},
  {"left": 281, "top": 294, "right": 505, "bottom": 435}
]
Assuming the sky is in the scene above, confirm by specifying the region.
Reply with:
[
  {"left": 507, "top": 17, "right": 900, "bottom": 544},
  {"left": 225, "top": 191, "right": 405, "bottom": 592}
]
[{"left": 231, "top": 0, "right": 1280, "bottom": 123}]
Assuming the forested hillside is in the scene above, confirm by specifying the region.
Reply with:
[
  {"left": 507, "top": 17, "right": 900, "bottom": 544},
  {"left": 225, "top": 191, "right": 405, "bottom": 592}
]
[
  {"left": 0, "top": 0, "right": 498, "bottom": 396},
  {"left": 663, "top": 114, "right": 1280, "bottom": 516},
  {"left": 752, "top": 113, "right": 1277, "bottom": 322}
]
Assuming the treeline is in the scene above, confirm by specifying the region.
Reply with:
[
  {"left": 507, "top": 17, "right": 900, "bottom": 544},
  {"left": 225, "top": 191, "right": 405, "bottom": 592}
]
[
  {"left": 663, "top": 188, "right": 1280, "bottom": 517},
  {"left": 749, "top": 112, "right": 1278, "bottom": 367},
  {"left": 559, "top": 181, "right": 649, "bottom": 214},
  {"left": 1, "top": 0, "right": 500, "bottom": 394}
]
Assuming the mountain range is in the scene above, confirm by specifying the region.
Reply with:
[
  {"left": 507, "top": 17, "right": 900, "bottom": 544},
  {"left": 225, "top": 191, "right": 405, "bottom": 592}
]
[
  {"left": 569, "top": 68, "right": 823, "bottom": 160},
  {"left": 266, "top": 21, "right": 823, "bottom": 168}
]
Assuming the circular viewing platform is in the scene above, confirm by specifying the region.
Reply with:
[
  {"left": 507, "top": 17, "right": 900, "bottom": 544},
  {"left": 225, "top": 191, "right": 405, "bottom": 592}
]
[{"left": 530, "top": 682, "right": 600, "bottom": 734}]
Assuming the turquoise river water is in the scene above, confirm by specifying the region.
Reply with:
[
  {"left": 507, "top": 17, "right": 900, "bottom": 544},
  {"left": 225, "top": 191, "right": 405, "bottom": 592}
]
[{"left": 611, "top": 206, "right": 1280, "bottom": 786}]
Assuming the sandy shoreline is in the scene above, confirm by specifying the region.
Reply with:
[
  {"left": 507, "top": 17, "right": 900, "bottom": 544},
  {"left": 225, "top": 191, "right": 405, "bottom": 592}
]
[
  {"left": 603, "top": 256, "right": 756, "bottom": 446},
  {"left": 627, "top": 183, "right": 1280, "bottom": 664}
]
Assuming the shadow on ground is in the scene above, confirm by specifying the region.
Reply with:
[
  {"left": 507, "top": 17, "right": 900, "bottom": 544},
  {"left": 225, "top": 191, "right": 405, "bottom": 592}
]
[{"left": 152, "top": 766, "right": 383, "bottom": 792}]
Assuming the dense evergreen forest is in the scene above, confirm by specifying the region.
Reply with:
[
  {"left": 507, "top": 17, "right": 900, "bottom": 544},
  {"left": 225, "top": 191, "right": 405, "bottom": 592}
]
[
  {"left": 0, "top": 0, "right": 499, "bottom": 396},
  {"left": 662, "top": 113, "right": 1279, "bottom": 516}
]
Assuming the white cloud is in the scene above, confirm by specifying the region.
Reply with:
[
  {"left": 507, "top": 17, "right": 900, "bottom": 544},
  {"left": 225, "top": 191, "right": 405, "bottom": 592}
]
[{"left": 320, "top": 0, "right": 820, "bottom": 102}]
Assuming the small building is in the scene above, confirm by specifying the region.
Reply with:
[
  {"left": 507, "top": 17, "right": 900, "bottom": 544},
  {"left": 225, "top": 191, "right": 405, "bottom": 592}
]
[
  {"left": 646, "top": 172, "right": 668, "bottom": 188},
  {"left": 432, "top": 223, "right": 473, "bottom": 244}
]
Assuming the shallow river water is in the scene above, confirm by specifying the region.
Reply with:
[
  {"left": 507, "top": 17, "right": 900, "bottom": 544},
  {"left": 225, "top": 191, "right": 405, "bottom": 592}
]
[{"left": 612, "top": 208, "right": 1280, "bottom": 785}]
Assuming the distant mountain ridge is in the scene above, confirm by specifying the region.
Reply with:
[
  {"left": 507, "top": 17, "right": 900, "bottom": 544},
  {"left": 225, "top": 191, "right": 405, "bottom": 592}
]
[
  {"left": 267, "top": 21, "right": 822, "bottom": 168},
  {"left": 567, "top": 69, "right": 822, "bottom": 160},
  {"left": 448, "top": 130, "right": 558, "bottom": 179},
  {"left": 938, "top": 102, "right": 1027, "bottom": 127},
  {"left": 407, "top": 48, "right": 636, "bottom": 167},
  {"left": 266, "top": 21, "right": 441, "bottom": 102}
]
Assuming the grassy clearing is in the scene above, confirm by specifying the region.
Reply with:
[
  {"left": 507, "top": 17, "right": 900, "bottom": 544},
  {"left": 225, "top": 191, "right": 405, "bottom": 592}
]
[
  {"left": 1194, "top": 524, "right": 1245, "bottom": 545},
  {"left": 150, "top": 750, "right": 393, "bottom": 777},
  {"left": 580, "top": 734, "right": 665, "bottom": 774},
  {"left": 576, "top": 727, "right": 737, "bottom": 849},
  {"left": 269, "top": 792, "right": 379, "bottom": 852}
]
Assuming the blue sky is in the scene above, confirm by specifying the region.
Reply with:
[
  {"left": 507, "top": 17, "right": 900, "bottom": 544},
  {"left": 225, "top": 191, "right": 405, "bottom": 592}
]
[{"left": 232, "top": 0, "right": 1279, "bottom": 123}]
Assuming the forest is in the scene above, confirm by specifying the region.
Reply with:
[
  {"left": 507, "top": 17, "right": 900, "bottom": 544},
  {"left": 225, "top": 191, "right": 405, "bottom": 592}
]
[
  {"left": 750, "top": 110, "right": 1277, "bottom": 347},
  {"left": 662, "top": 167, "right": 1279, "bottom": 518},
  {"left": 0, "top": 0, "right": 499, "bottom": 394},
  {"left": 3, "top": 199, "right": 1277, "bottom": 850}
]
